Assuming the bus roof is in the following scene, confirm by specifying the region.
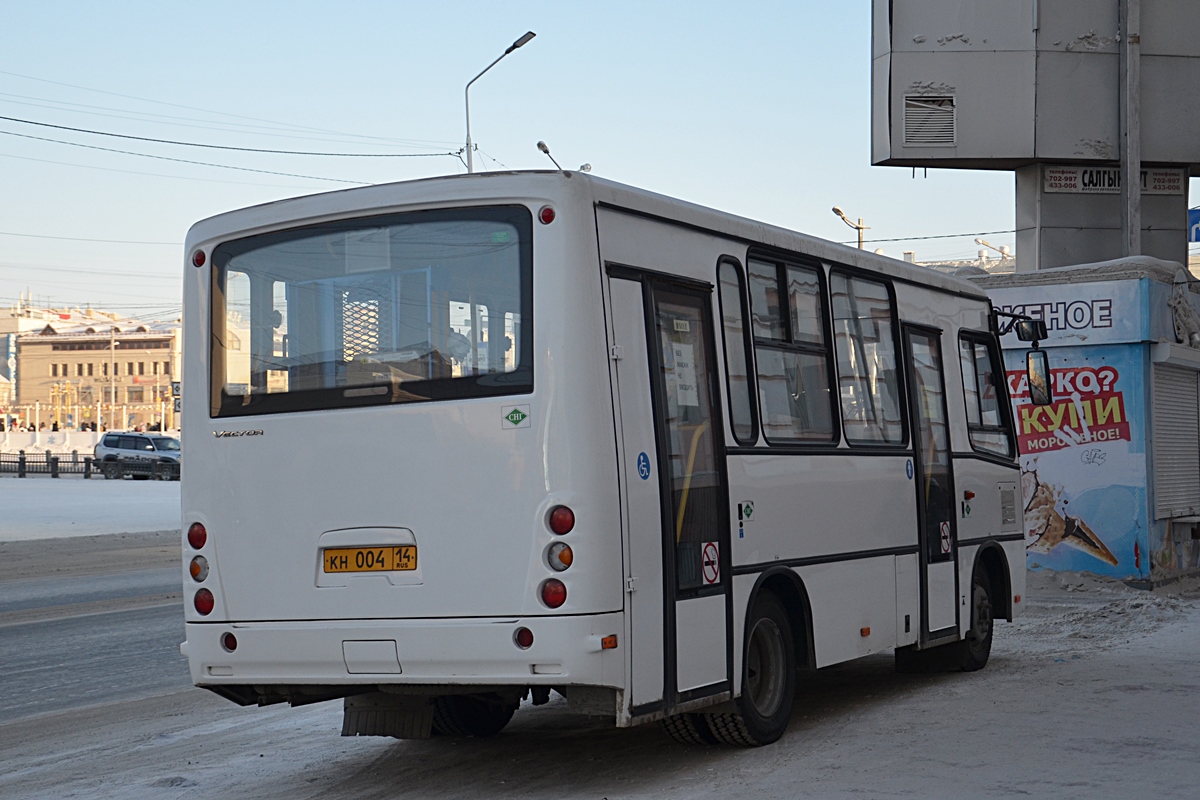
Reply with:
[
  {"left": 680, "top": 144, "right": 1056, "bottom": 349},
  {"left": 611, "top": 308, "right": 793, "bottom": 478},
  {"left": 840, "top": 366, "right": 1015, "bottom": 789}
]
[{"left": 186, "top": 171, "right": 989, "bottom": 302}]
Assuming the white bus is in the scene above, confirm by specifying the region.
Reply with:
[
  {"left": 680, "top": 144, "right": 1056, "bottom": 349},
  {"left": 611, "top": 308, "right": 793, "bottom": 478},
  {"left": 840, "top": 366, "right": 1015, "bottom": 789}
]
[{"left": 180, "top": 172, "right": 1043, "bottom": 746}]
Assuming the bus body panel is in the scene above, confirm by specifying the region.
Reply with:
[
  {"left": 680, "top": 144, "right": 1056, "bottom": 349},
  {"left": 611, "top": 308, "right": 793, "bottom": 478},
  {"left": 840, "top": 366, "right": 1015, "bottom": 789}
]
[
  {"left": 184, "top": 612, "right": 625, "bottom": 688},
  {"left": 182, "top": 177, "right": 626, "bottom": 626},
  {"left": 725, "top": 453, "right": 918, "bottom": 568}
]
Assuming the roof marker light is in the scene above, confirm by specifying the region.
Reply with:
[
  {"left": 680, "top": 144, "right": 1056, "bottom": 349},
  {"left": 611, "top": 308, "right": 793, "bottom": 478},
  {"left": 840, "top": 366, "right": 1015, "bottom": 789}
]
[
  {"left": 192, "top": 250, "right": 206, "bottom": 267},
  {"left": 538, "top": 205, "right": 556, "bottom": 225}
]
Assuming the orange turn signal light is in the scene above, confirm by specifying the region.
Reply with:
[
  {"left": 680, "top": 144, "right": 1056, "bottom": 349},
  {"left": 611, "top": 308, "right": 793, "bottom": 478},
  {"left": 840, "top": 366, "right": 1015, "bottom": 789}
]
[
  {"left": 860, "top": 627, "right": 871, "bottom": 637},
  {"left": 1014, "top": 595, "right": 1022, "bottom": 603},
  {"left": 601, "top": 635, "right": 618, "bottom": 650}
]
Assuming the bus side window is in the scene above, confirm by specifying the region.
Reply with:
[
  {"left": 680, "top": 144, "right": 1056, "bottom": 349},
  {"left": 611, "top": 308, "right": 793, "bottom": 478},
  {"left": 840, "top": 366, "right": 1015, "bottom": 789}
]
[
  {"left": 830, "top": 271, "right": 905, "bottom": 445},
  {"left": 959, "top": 334, "right": 1014, "bottom": 457},
  {"left": 747, "top": 258, "right": 835, "bottom": 444},
  {"left": 717, "top": 259, "right": 757, "bottom": 444}
]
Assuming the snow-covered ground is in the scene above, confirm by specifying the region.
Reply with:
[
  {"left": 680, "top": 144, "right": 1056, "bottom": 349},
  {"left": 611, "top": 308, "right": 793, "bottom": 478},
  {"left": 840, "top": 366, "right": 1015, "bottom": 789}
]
[{"left": 0, "top": 475, "right": 179, "bottom": 541}]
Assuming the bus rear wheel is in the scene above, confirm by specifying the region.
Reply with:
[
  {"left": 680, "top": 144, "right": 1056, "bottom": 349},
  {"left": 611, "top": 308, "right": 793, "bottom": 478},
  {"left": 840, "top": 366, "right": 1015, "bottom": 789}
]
[
  {"left": 431, "top": 694, "right": 516, "bottom": 737},
  {"left": 662, "top": 713, "right": 719, "bottom": 745},
  {"left": 706, "top": 592, "right": 795, "bottom": 747}
]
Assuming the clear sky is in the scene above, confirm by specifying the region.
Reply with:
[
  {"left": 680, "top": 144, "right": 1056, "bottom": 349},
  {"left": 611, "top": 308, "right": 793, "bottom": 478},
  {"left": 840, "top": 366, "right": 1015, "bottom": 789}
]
[{"left": 0, "top": 2, "right": 1188, "bottom": 320}]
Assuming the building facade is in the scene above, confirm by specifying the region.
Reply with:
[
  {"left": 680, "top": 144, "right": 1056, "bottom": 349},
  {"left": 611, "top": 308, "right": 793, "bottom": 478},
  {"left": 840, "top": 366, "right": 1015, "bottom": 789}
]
[{"left": 11, "top": 314, "right": 180, "bottom": 430}]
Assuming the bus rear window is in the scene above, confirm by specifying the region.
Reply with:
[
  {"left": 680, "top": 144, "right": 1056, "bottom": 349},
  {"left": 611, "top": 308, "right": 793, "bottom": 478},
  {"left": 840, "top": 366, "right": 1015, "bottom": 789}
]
[{"left": 210, "top": 206, "right": 533, "bottom": 417}]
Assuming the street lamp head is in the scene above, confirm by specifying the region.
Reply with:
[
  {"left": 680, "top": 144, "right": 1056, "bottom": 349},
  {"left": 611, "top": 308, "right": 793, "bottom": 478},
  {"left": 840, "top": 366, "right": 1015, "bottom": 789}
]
[
  {"left": 507, "top": 31, "right": 536, "bottom": 53},
  {"left": 974, "top": 237, "right": 986, "bottom": 246},
  {"left": 537, "top": 140, "right": 550, "bottom": 155},
  {"left": 832, "top": 206, "right": 846, "bottom": 219}
]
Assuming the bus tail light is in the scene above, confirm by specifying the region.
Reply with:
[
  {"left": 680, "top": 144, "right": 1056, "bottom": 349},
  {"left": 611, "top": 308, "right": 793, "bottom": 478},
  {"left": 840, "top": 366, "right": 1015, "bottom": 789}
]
[
  {"left": 221, "top": 632, "right": 238, "bottom": 652},
  {"left": 187, "top": 522, "right": 207, "bottom": 550},
  {"left": 548, "top": 505, "right": 574, "bottom": 535},
  {"left": 514, "top": 627, "right": 534, "bottom": 649},
  {"left": 547, "top": 543, "right": 573, "bottom": 571},
  {"left": 189, "top": 556, "right": 209, "bottom": 582},
  {"left": 194, "top": 588, "right": 215, "bottom": 615},
  {"left": 541, "top": 579, "right": 567, "bottom": 608}
]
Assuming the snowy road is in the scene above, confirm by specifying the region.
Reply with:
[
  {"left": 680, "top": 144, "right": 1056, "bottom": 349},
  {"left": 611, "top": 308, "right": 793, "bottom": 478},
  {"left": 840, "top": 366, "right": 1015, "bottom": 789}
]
[
  {"left": 0, "top": 474, "right": 179, "bottom": 541},
  {"left": 2, "top": 525, "right": 1199, "bottom": 799}
]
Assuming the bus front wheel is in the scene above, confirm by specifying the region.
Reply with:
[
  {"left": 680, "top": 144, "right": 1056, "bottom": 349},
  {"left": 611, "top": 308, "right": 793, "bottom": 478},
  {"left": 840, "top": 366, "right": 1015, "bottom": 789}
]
[
  {"left": 706, "top": 592, "right": 795, "bottom": 747},
  {"left": 958, "top": 572, "right": 993, "bottom": 672}
]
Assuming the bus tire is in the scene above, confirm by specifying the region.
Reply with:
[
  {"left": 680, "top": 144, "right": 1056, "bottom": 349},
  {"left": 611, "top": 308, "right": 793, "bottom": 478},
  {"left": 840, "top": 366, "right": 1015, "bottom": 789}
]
[
  {"left": 661, "top": 713, "right": 719, "bottom": 745},
  {"left": 431, "top": 695, "right": 516, "bottom": 737},
  {"left": 706, "top": 592, "right": 795, "bottom": 747},
  {"left": 958, "top": 572, "right": 993, "bottom": 672}
]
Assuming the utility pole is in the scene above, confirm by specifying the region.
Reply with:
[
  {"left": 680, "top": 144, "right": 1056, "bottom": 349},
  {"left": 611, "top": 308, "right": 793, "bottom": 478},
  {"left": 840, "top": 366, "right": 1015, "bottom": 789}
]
[
  {"left": 1119, "top": 0, "right": 1141, "bottom": 256},
  {"left": 110, "top": 325, "right": 117, "bottom": 430}
]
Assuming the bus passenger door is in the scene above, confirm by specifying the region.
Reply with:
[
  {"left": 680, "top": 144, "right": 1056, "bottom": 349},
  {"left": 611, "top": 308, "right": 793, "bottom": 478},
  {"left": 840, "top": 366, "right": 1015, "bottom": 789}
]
[
  {"left": 609, "top": 272, "right": 732, "bottom": 717},
  {"left": 902, "top": 325, "right": 960, "bottom": 646}
]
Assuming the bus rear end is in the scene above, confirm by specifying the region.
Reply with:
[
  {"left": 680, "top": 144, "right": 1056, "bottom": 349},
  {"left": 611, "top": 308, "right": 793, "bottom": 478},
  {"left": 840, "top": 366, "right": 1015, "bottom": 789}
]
[{"left": 179, "top": 175, "right": 625, "bottom": 737}]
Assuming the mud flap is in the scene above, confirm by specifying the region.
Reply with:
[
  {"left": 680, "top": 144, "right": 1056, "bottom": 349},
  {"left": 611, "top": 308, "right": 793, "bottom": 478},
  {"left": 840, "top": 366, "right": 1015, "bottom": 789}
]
[{"left": 341, "top": 692, "right": 434, "bottom": 739}]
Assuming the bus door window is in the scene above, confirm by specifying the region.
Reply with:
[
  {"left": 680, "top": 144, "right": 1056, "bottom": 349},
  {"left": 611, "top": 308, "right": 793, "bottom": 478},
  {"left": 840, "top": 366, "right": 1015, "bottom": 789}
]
[
  {"left": 747, "top": 258, "right": 835, "bottom": 444},
  {"left": 830, "top": 272, "right": 904, "bottom": 445},
  {"left": 908, "top": 330, "right": 954, "bottom": 562},
  {"left": 654, "top": 291, "right": 722, "bottom": 592}
]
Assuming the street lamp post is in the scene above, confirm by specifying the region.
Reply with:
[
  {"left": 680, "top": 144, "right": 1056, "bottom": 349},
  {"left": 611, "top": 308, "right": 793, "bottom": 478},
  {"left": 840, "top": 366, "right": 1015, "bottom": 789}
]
[
  {"left": 464, "top": 31, "right": 536, "bottom": 174},
  {"left": 832, "top": 206, "right": 869, "bottom": 249}
]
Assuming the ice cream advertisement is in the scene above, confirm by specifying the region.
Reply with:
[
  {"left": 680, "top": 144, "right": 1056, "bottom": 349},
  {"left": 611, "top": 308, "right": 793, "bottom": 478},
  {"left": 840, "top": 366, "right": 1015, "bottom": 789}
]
[{"left": 1004, "top": 344, "right": 1148, "bottom": 580}]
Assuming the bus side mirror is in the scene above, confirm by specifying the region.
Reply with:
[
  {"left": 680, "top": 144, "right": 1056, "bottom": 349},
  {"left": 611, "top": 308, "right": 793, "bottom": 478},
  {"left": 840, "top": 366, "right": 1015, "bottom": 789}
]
[
  {"left": 1027, "top": 350, "right": 1053, "bottom": 406},
  {"left": 1015, "top": 320, "right": 1047, "bottom": 342}
]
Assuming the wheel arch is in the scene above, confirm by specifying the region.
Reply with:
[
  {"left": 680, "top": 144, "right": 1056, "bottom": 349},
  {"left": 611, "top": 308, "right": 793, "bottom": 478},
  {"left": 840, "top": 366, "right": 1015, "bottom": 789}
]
[
  {"left": 745, "top": 567, "right": 815, "bottom": 671},
  {"left": 971, "top": 542, "right": 1012, "bottom": 622}
]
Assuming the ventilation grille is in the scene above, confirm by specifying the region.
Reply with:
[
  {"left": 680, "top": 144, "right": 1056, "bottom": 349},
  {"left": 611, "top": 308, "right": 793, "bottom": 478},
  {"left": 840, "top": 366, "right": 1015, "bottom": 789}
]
[
  {"left": 904, "top": 96, "right": 956, "bottom": 146},
  {"left": 1153, "top": 365, "right": 1200, "bottom": 519},
  {"left": 342, "top": 295, "right": 380, "bottom": 362}
]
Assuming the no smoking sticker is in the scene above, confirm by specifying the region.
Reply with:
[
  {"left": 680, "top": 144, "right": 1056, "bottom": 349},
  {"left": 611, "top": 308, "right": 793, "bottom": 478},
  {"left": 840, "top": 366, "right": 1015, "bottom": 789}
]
[
  {"left": 939, "top": 521, "right": 952, "bottom": 554},
  {"left": 701, "top": 541, "right": 720, "bottom": 585}
]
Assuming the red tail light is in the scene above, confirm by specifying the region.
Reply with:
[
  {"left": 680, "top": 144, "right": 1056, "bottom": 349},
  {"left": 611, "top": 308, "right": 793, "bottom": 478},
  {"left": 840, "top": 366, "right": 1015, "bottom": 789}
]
[
  {"left": 541, "top": 579, "right": 567, "bottom": 608},
  {"left": 194, "top": 588, "right": 214, "bottom": 615},
  {"left": 221, "top": 632, "right": 238, "bottom": 652},
  {"left": 514, "top": 627, "right": 534, "bottom": 649},
  {"left": 187, "top": 522, "right": 207, "bottom": 550},
  {"left": 548, "top": 506, "right": 574, "bottom": 535}
]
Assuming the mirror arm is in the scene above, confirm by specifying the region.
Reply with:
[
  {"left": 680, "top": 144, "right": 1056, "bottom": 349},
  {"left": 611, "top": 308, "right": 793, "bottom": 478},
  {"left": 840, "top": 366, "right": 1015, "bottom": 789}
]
[{"left": 989, "top": 306, "right": 1032, "bottom": 337}]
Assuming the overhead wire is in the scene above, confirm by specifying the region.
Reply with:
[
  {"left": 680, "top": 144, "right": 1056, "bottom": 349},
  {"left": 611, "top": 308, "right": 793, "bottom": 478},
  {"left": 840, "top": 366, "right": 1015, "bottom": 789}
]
[
  {"left": 0, "top": 91, "right": 460, "bottom": 149},
  {"left": 0, "top": 113, "right": 461, "bottom": 158},
  {"left": 0, "top": 150, "right": 334, "bottom": 189},
  {"left": 0, "top": 128, "right": 370, "bottom": 183},
  {"left": 0, "top": 68, "right": 437, "bottom": 146}
]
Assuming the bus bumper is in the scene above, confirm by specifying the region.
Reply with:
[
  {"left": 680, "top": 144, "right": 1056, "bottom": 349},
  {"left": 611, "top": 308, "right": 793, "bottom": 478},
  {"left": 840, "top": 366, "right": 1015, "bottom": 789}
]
[{"left": 182, "top": 612, "right": 626, "bottom": 691}]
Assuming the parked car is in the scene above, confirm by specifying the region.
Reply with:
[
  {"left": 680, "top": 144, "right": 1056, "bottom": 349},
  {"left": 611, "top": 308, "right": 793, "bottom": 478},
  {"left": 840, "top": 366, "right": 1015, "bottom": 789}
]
[{"left": 94, "top": 432, "right": 181, "bottom": 479}]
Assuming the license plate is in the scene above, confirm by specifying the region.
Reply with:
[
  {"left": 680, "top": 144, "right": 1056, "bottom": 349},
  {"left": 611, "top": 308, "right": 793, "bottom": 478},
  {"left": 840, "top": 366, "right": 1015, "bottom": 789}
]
[{"left": 323, "top": 546, "right": 417, "bottom": 573}]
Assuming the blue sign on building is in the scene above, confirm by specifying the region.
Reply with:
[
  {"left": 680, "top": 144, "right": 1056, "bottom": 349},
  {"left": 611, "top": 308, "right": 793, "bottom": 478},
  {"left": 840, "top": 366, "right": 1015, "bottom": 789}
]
[{"left": 1189, "top": 208, "right": 1200, "bottom": 243}]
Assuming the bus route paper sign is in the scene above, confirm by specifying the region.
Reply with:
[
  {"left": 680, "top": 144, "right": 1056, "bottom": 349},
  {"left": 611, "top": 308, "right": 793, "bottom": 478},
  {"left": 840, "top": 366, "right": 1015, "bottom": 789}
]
[{"left": 701, "top": 541, "right": 720, "bottom": 584}]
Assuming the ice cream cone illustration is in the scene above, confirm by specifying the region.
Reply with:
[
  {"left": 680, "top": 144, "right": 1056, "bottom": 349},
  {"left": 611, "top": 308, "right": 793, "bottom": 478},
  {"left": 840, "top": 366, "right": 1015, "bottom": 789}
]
[{"left": 1024, "top": 468, "right": 1119, "bottom": 566}]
